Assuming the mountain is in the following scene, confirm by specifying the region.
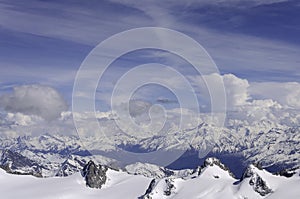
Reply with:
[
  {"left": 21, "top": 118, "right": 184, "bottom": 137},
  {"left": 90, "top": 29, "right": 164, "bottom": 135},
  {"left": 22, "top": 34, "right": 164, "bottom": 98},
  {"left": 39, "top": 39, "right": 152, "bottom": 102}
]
[
  {"left": 125, "top": 162, "right": 177, "bottom": 179},
  {"left": 241, "top": 164, "right": 273, "bottom": 196},
  {"left": 0, "top": 149, "right": 43, "bottom": 177},
  {"left": 56, "top": 155, "right": 87, "bottom": 177}
]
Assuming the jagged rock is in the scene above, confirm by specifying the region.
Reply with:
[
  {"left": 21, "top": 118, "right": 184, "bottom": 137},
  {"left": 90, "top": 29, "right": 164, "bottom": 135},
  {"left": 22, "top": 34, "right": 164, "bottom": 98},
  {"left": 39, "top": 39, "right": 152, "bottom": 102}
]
[
  {"left": 140, "top": 177, "right": 176, "bottom": 198},
  {"left": 241, "top": 165, "right": 272, "bottom": 196},
  {"left": 252, "top": 162, "right": 263, "bottom": 170},
  {"left": 139, "top": 179, "right": 156, "bottom": 199},
  {"left": 82, "top": 160, "right": 108, "bottom": 189},
  {"left": 164, "top": 178, "right": 175, "bottom": 196}
]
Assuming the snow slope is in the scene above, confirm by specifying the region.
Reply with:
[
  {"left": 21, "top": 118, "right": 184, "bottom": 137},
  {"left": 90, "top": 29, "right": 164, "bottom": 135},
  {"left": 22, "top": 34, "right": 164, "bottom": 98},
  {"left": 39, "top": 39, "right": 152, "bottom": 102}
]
[
  {"left": 141, "top": 158, "right": 300, "bottom": 199},
  {"left": 0, "top": 168, "right": 151, "bottom": 199},
  {"left": 0, "top": 158, "right": 299, "bottom": 199}
]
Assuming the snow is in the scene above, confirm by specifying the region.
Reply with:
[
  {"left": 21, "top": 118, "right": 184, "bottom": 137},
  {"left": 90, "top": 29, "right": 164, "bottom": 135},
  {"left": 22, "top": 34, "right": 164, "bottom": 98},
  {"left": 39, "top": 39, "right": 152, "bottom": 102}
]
[
  {"left": 144, "top": 163, "right": 300, "bottom": 199},
  {"left": 0, "top": 169, "right": 151, "bottom": 199},
  {"left": 237, "top": 166, "right": 300, "bottom": 199},
  {"left": 1, "top": 120, "right": 300, "bottom": 174},
  {"left": 125, "top": 162, "right": 168, "bottom": 178},
  {"left": 0, "top": 163, "right": 299, "bottom": 198},
  {"left": 145, "top": 164, "right": 237, "bottom": 199}
]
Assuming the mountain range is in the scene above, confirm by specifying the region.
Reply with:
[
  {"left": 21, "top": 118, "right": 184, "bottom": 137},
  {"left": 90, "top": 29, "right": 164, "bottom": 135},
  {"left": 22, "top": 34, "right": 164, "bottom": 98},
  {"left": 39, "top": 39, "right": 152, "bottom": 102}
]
[{"left": 0, "top": 121, "right": 299, "bottom": 178}]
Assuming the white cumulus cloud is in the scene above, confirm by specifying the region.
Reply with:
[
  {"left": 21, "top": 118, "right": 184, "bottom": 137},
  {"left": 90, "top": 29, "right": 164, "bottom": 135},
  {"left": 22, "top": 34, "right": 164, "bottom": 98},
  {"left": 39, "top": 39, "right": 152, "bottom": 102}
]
[
  {"left": 189, "top": 73, "right": 250, "bottom": 110},
  {"left": 223, "top": 73, "right": 250, "bottom": 107},
  {"left": 249, "top": 82, "right": 300, "bottom": 109},
  {"left": 0, "top": 85, "right": 68, "bottom": 120}
]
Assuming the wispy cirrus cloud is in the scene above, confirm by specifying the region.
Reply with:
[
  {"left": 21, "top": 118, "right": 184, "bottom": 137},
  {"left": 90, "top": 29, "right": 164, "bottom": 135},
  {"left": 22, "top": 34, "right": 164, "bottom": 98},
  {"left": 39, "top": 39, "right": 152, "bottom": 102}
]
[
  {"left": 0, "top": 0, "right": 151, "bottom": 45},
  {"left": 0, "top": 0, "right": 299, "bottom": 112}
]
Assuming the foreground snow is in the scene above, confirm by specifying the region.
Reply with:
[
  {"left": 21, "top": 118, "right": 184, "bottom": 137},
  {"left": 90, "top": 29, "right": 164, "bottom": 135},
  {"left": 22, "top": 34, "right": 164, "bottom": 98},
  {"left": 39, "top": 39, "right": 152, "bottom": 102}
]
[
  {"left": 142, "top": 162, "right": 300, "bottom": 199},
  {"left": 0, "top": 169, "right": 151, "bottom": 199},
  {"left": 0, "top": 159, "right": 299, "bottom": 199}
]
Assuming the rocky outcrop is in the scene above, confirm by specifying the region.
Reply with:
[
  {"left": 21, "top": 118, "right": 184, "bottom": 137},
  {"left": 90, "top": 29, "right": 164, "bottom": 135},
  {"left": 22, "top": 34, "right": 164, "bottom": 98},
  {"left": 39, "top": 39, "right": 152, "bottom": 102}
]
[
  {"left": 141, "top": 177, "right": 176, "bottom": 198},
  {"left": 241, "top": 165, "right": 272, "bottom": 196},
  {"left": 81, "top": 160, "right": 108, "bottom": 189},
  {"left": 139, "top": 179, "right": 156, "bottom": 199},
  {"left": 163, "top": 178, "right": 175, "bottom": 196}
]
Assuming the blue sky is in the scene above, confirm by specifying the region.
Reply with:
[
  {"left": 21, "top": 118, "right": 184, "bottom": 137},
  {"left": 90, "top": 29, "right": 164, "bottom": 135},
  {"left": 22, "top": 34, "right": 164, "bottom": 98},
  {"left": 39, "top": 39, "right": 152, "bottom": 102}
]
[{"left": 1, "top": 0, "right": 300, "bottom": 112}]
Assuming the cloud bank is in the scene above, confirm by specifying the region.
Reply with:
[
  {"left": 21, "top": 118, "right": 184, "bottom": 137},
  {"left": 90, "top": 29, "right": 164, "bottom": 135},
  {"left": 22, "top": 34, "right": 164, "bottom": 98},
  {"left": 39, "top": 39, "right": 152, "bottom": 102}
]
[
  {"left": 0, "top": 74, "right": 299, "bottom": 138},
  {"left": 0, "top": 85, "right": 68, "bottom": 120},
  {"left": 249, "top": 82, "right": 300, "bottom": 109}
]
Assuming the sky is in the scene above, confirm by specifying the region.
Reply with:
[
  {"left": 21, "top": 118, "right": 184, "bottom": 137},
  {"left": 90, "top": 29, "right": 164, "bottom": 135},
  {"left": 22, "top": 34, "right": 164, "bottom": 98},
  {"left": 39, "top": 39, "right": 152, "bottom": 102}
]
[{"left": 0, "top": 0, "right": 300, "bottom": 134}]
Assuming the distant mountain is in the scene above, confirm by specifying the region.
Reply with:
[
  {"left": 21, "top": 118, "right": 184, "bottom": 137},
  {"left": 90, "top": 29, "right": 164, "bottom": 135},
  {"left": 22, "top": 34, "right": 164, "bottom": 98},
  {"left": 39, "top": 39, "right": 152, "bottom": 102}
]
[
  {"left": 0, "top": 149, "right": 43, "bottom": 177},
  {"left": 0, "top": 121, "right": 299, "bottom": 177}
]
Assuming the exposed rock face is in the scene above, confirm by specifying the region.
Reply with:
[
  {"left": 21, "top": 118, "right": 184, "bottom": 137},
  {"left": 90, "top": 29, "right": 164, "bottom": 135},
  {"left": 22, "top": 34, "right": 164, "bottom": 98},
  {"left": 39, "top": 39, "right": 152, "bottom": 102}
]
[
  {"left": 82, "top": 160, "right": 108, "bottom": 189},
  {"left": 140, "top": 179, "right": 156, "bottom": 199},
  {"left": 140, "top": 177, "right": 176, "bottom": 198},
  {"left": 242, "top": 165, "right": 272, "bottom": 196},
  {"left": 164, "top": 178, "right": 175, "bottom": 196}
]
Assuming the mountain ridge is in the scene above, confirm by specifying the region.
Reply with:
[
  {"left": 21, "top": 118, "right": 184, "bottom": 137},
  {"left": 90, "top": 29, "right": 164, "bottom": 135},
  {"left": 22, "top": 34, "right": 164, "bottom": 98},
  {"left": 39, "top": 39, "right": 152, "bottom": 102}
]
[{"left": 0, "top": 121, "right": 299, "bottom": 177}]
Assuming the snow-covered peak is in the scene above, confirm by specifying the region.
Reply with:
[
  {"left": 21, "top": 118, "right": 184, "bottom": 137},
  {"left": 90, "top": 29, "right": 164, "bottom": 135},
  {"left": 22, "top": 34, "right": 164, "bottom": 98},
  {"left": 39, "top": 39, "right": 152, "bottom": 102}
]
[
  {"left": 125, "top": 162, "right": 173, "bottom": 179},
  {"left": 125, "top": 162, "right": 196, "bottom": 179},
  {"left": 241, "top": 164, "right": 273, "bottom": 196},
  {"left": 55, "top": 155, "right": 87, "bottom": 177},
  {"left": 204, "top": 157, "right": 223, "bottom": 166},
  {"left": 196, "top": 157, "right": 236, "bottom": 178},
  {"left": 242, "top": 163, "right": 273, "bottom": 181}
]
